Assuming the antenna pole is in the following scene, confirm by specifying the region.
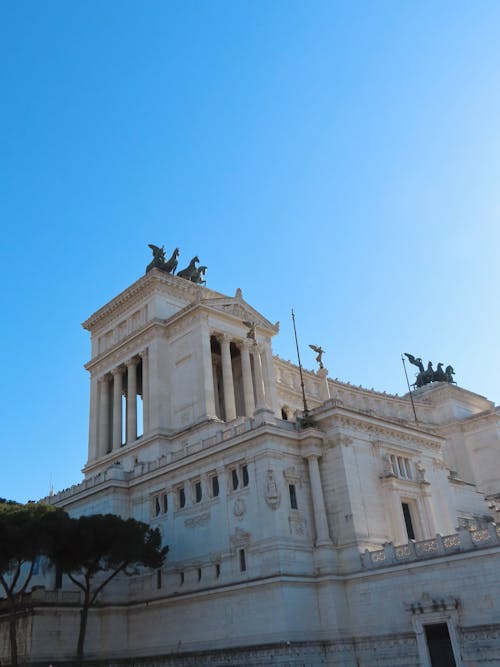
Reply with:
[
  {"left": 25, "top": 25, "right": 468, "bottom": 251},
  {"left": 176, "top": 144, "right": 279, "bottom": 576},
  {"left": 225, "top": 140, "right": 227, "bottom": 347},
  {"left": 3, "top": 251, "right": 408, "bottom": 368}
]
[
  {"left": 402, "top": 354, "right": 418, "bottom": 424},
  {"left": 292, "top": 308, "right": 311, "bottom": 422}
]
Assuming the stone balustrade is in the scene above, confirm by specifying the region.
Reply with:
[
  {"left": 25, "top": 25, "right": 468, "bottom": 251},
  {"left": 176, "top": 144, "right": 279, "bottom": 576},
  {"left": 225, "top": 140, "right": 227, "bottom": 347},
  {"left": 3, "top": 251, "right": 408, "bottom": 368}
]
[{"left": 362, "top": 525, "right": 500, "bottom": 569}]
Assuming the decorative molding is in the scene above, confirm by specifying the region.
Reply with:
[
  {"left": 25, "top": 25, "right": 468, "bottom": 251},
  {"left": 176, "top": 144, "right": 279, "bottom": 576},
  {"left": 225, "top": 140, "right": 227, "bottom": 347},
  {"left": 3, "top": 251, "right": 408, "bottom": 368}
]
[
  {"left": 283, "top": 466, "right": 304, "bottom": 487},
  {"left": 184, "top": 512, "right": 210, "bottom": 528},
  {"left": 230, "top": 527, "right": 250, "bottom": 547},
  {"left": 233, "top": 497, "right": 246, "bottom": 520}
]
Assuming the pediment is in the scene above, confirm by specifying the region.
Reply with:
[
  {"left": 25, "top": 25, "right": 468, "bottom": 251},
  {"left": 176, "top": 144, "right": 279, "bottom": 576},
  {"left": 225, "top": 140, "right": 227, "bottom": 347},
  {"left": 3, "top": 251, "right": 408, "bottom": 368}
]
[{"left": 202, "top": 295, "right": 279, "bottom": 335}]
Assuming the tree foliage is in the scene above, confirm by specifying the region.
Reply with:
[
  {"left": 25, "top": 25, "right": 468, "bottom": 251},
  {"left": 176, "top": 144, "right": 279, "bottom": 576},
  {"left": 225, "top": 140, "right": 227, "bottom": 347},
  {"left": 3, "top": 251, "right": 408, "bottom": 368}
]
[
  {"left": 0, "top": 501, "right": 63, "bottom": 667},
  {"left": 49, "top": 513, "right": 168, "bottom": 663}
]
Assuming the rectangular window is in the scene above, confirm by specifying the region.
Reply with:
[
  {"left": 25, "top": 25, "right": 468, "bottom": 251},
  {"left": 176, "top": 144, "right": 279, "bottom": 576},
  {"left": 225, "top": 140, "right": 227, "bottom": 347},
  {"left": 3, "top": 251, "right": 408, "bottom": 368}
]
[
  {"left": 289, "top": 484, "right": 298, "bottom": 509},
  {"left": 404, "top": 459, "right": 412, "bottom": 479},
  {"left": 215, "top": 563, "right": 221, "bottom": 578},
  {"left": 402, "top": 502, "right": 416, "bottom": 540},
  {"left": 194, "top": 481, "right": 202, "bottom": 503},
  {"left": 179, "top": 571, "right": 184, "bottom": 585},
  {"left": 197, "top": 567, "right": 202, "bottom": 582},
  {"left": 156, "top": 569, "right": 162, "bottom": 589},
  {"left": 211, "top": 475, "right": 219, "bottom": 497},
  {"left": 241, "top": 465, "right": 249, "bottom": 487},
  {"left": 178, "top": 487, "right": 186, "bottom": 509},
  {"left": 424, "top": 623, "right": 457, "bottom": 667},
  {"left": 162, "top": 493, "right": 168, "bottom": 514},
  {"left": 232, "top": 469, "right": 239, "bottom": 490},
  {"left": 154, "top": 496, "right": 161, "bottom": 517},
  {"left": 239, "top": 548, "right": 247, "bottom": 572}
]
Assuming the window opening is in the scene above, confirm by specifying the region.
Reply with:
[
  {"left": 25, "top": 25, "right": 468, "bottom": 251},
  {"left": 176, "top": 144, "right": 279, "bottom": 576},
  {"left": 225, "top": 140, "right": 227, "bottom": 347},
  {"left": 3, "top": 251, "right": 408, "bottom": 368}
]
[
  {"left": 232, "top": 469, "right": 239, "bottom": 490},
  {"left": 241, "top": 465, "right": 249, "bottom": 487},
  {"left": 215, "top": 563, "right": 221, "bottom": 578},
  {"left": 402, "top": 502, "right": 416, "bottom": 540},
  {"left": 179, "top": 571, "right": 184, "bottom": 585},
  {"left": 178, "top": 487, "right": 186, "bottom": 509},
  {"left": 195, "top": 481, "right": 202, "bottom": 503},
  {"left": 281, "top": 408, "right": 288, "bottom": 420},
  {"left": 424, "top": 623, "right": 457, "bottom": 667},
  {"left": 156, "top": 569, "right": 162, "bottom": 589},
  {"left": 162, "top": 493, "right": 168, "bottom": 514},
  {"left": 136, "top": 395, "right": 144, "bottom": 438},
  {"left": 211, "top": 475, "right": 219, "bottom": 497},
  {"left": 154, "top": 496, "right": 161, "bottom": 517},
  {"left": 239, "top": 548, "right": 247, "bottom": 572},
  {"left": 289, "top": 484, "right": 298, "bottom": 509},
  {"left": 121, "top": 393, "right": 127, "bottom": 446},
  {"left": 197, "top": 568, "right": 202, "bottom": 582}
]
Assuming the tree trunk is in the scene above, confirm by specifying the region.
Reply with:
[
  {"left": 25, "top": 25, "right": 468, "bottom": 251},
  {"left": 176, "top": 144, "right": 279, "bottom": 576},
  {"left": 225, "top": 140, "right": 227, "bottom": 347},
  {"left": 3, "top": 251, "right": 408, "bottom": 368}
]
[
  {"left": 8, "top": 606, "right": 18, "bottom": 667},
  {"left": 76, "top": 599, "right": 89, "bottom": 666}
]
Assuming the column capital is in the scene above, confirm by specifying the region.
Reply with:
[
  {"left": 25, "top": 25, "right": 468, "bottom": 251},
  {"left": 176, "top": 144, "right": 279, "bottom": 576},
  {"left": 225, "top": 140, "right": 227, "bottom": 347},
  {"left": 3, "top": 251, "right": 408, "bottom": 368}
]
[
  {"left": 299, "top": 434, "right": 324, "bottom": 460},
  {"left": 111, "top": 366, "right": 124, "bottom": 377},
  {"left": 126, "top": 356, "right": 139, "bottom": 369},
  {"left": 220, "top": 333, "right": 233, "bottom": 345}
]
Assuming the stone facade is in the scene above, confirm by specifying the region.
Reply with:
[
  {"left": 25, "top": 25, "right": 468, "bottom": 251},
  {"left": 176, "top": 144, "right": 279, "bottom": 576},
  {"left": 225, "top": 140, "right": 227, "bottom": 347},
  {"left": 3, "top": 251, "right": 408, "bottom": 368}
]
[{"left": 1, "top": 268, "right": 500, "bottom": 666}]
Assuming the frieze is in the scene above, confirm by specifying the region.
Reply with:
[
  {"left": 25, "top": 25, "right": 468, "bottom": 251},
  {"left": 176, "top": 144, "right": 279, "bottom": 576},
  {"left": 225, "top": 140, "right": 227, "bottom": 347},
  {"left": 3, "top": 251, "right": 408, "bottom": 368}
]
[{"left": 184, "top": 512, "right": 210, "bottom": 528}]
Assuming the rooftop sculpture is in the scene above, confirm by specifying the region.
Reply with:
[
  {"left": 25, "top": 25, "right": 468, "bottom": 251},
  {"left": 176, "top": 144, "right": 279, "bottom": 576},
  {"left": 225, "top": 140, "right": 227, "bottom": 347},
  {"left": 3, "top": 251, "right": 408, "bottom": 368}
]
[
  {"left": 404, "top": 353, "right": 456, "bottom": 388},
  {"left": 146, "top": 245, "right": 207, "bottom": 285}
]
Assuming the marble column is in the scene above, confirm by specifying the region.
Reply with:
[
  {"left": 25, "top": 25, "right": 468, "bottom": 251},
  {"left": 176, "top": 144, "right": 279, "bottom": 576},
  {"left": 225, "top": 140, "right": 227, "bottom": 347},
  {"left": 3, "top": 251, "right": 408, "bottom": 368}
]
[
  {"left": 420, "top": 484, "right": 437, "bottom": 538},
  {"left": 252, "top": 344, "right": 266, "bottom": 412},
  {"left": 139, "top": 350, "right": 149, "bottom": 435},
  {"left": 112, "top": 367, "right": 123, "bottom": 451},
  {"left": 98, "top": 375, "right": 111, "bottom": 456},
  {"left": 220, "top": 334, "right": 236, "bottom": 422},
  {"left": 126, "top": 358, "right": 138, "bottom": 444},
  {"left": 304, "top": 453, "right": 332, "bottom": 546},
  {"left": 240, "top": 340, "right": 255, "bottom": 416}
]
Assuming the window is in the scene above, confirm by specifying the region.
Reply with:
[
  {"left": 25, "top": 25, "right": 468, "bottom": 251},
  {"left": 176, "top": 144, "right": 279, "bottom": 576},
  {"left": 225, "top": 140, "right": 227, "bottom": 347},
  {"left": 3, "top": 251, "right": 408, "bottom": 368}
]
[
  {"left": 197, "top": 568, "right": 202, "bottom": 582},
  {"left": 239, "top": 548, "right": 247, "bottom": 572},
  {"left": 289, "top": 484, "right": 298, "bottom": 509},
  {"left": 215, "top": 563, "right": 221, "bottom": 578},
  {"left": 194, "top": 481, "right": 202, "bottom": 503},
  {"left": 151, "top": 492, "right": 168, "bottom": 518},
  {"left": 424, "top": 623, "right": 457, "bottom": 667},
  {"left": 281, "top": 407, "right": 288, "bottom": 420},
  {"left": 211, "top": 474, "right": 220, "bottom": 497},
  {"left": 179, "top": 571, "right": 184, "bottom": 585},
  {"left": 390, "top": 454, "right": 413, "bottom": 480},
  {"left": 178, "top": 487, "right": 186, "bottom": 509},
  {"left": 156, "top": 569, "right": 162, "bottom": 589},
  {"left": 402, "top": 502, "right": 416, "bottom": 540},
  {"left": 229, "top": 464, "right": 250, "bottom": 491}
]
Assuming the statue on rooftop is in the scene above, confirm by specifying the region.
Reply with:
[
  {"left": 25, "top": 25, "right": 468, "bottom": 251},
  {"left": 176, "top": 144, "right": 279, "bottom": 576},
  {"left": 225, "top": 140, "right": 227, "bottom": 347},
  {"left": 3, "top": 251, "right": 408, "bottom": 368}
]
[
  {"left": 190, "top": 265, "right": 207, "bottom": 286},
  {"left": 309, "top": 344, "right": 325, "bottom": 369},
  {"left": 146, "top": 244, "right": 179, "bottom": 275},
  {"left": 404, "top": 353, "right": 457, "bottom": 388},
  {"left": 177, "top": 256, "right": 200, "bottom": 281}
]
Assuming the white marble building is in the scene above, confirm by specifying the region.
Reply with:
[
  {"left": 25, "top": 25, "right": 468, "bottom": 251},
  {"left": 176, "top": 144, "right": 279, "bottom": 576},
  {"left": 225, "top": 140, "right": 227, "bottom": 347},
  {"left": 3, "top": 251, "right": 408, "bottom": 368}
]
[{"left": 2, "top": 267, "right": 500, "bottom": 666}]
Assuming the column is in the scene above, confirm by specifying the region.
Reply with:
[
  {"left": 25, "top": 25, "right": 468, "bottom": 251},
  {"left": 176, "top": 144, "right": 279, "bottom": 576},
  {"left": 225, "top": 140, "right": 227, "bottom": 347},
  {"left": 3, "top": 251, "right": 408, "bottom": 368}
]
[
  {"left": 304, "top": 452, "right": 332, "bottom": 546},
  {"left": 126, "top": 358, "right": 138, "bottom": 444},
  {"left": 420, "top": 485, "right": 437, "bottom": 537},
  {"left": 98, "top": 375, "right": 111, "bottom": 456},
  {"left": 252, "top": 344, "right": 266, "bottom": 412},
  {"left": 240, "top": 340, "right": 255, "bottom": 416},
  {"left": 220, "top": 334, "right": 236, "bottom": 422},
  {"left": 261, "top": 342, "right": 280, "bottom": 416},
  {"left": 112, "top": 367, "right": 123, "bottom": 451},
  {"left": 88, "top": 374, "right": 99, "bottom": 462},
  {"left": 317, "top": 368, "right": 331, "bottom": 402},
  {"left": 139, "top": 349, "right": 149, "bottom": 434}
]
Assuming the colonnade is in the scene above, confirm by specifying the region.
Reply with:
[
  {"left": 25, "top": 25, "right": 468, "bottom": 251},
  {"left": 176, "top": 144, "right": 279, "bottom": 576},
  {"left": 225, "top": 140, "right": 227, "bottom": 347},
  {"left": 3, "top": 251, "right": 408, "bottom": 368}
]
[
  {"left": 96, "top": 353, "right": 145, "bottom": 458},
  {"left": 210, "top": 333, "right": 272, "bottom": 421}
]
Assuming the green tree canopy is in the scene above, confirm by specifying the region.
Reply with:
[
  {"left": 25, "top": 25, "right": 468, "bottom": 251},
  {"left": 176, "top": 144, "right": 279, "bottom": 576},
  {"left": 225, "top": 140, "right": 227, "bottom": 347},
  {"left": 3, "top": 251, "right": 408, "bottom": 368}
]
[{"left": 49, "top": 513, "right": 168, "bottom": 663}]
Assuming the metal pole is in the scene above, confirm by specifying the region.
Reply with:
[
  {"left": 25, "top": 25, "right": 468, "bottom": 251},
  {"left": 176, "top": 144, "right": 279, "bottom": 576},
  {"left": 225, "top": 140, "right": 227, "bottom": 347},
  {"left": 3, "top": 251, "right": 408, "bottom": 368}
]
[
  {"left": 292, "top": 309, "right": 311, "bottom": 424},
  {"left": 402, "top": 355, "right": 418, "bottom": 424}
]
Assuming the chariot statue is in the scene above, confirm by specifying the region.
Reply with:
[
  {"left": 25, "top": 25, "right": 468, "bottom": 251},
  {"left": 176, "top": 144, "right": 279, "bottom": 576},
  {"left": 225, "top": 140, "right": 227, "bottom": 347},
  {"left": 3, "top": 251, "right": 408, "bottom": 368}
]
[
  {"left": 146, "top": 244, "right": 179, "bottom": 275},
  {"left": 404, "top": 353, "right": 457, "bottom": 388}
]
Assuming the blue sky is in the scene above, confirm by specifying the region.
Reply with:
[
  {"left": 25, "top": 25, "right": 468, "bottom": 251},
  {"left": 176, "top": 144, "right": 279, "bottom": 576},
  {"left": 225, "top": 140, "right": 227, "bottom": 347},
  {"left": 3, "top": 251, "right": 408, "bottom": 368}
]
[{"left": 1, "top": 2, "right": 499, "bottom": 503}]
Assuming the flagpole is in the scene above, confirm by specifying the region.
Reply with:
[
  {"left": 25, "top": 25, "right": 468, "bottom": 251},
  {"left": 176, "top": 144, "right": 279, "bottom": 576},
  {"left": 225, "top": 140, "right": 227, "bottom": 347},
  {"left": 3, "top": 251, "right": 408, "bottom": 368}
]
[
  {"left": 401, "top": 354, "right": 418, "bottom": 424},
  {"left": 291, "top": 308, "right": 313, "bottom": 427}
]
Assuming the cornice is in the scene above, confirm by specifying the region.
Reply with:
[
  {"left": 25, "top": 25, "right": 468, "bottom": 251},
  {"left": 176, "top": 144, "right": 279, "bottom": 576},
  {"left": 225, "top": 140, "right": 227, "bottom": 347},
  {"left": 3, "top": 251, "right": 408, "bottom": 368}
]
[{"left": 82, "top": 269, "right": 226, "bottom": 333}]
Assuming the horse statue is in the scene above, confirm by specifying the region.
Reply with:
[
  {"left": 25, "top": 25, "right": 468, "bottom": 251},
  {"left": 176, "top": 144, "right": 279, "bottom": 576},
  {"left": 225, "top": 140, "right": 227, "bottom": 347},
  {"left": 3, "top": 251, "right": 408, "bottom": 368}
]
[
  {"left": 146, "top": 244, "right": 179, "bottom": 275},
  {"left": 177, "top": 256, "right": 200, "bottom": 280},
  {"left": 422, "top": 361, "right": 434, "bottom": 386},
  {"left": 163, "top": 247, "right": 180, "bottom": 274},
  {"left": 190, "top": 265, "right": 207, "bottom": 286},
  {"left": 445, "top": 365, "right": 456, "bottom": 384},
  {"left": 433, "top": 362, "right": 446, "bottom": 382}
]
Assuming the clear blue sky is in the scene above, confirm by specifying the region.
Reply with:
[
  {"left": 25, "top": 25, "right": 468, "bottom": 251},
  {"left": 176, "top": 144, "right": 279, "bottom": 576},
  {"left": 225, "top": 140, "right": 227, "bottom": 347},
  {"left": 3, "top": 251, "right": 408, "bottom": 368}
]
[{"left": 1, "top": 2, "right": 499, "bottom": 503}]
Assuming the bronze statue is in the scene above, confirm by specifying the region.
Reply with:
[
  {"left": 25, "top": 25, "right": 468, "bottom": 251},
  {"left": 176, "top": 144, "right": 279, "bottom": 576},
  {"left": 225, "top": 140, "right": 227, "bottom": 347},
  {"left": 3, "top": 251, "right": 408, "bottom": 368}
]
[
  {"left": 404, "top": 353, "right": 457, "bottom": 388},
  {"left": 309, "top": 344, "right": 325, "bottom": 369},
  {"left": 146, "top": 244, "right": 179, "bottom": 275},
  {"left": 177, "top": 256, "right": 200, "bottom": 280},
  {"left": 242, "top": 320, "right": 257, "bottom": 343},
  {"left": 190, "top": 265, "right": 207, "bottom": 286}
]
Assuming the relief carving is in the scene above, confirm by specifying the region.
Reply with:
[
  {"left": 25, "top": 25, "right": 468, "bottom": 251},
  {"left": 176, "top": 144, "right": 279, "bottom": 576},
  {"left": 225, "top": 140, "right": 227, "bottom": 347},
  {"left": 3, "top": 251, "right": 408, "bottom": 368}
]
[{"left": 264, "top": 469, "right": 281, "bottom": 509}]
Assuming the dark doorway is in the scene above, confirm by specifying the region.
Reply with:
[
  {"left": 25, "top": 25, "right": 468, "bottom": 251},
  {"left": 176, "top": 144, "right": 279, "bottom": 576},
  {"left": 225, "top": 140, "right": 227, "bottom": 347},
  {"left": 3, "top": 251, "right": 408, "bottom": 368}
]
[{"left": 424, "top": 623, "right": 457, "bottom": 667}]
